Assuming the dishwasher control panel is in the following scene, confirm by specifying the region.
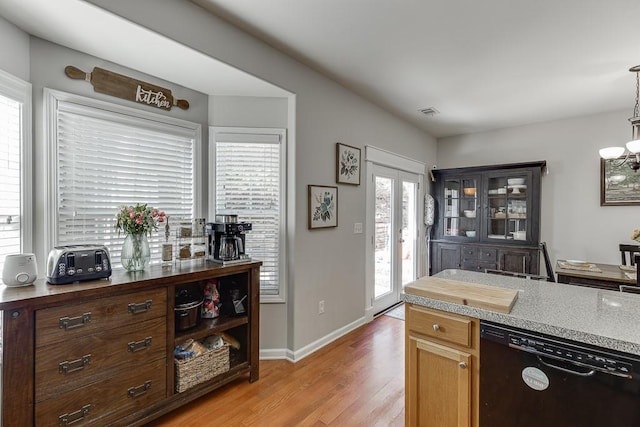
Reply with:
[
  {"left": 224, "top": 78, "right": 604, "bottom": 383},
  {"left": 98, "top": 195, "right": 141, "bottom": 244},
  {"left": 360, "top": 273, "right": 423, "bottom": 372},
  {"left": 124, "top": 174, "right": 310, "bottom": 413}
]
[{"left": 481, "top": 321, "right": 640, "bottom": 379}]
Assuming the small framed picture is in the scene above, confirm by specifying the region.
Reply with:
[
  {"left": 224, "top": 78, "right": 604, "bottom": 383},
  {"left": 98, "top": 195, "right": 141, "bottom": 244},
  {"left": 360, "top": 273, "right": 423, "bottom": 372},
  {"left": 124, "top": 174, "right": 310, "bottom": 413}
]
[
  {"left": 336, "top": 142, "right": 361, "bottom": 185},
  {"left": 308, "top": 185, "right": 338, "bottom": 229},
  {"left": 601, "top": 157, "right": 640, "bottom": 206}
]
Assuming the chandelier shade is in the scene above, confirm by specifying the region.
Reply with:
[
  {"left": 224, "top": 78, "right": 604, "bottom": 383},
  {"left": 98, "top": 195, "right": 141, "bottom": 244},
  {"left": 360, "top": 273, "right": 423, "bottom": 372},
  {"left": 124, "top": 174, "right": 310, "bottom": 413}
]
[{"left": 598, "top": 66, "right": 640, "bottom": 170}]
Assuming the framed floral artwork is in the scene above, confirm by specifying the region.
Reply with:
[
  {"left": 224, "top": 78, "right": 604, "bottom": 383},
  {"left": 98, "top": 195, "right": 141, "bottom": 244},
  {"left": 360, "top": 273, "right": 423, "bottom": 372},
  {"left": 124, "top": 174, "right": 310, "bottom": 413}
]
[
  {"left": 308, "top": 185, "right": 338, "bottom": 229},
  {"left": 336, "top": 142, "right": 361, "bottom": 185}
]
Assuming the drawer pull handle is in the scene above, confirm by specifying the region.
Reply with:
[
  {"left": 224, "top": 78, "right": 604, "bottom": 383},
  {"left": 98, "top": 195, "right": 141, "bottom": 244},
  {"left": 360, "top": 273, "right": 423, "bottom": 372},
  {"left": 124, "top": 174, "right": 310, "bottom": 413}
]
[
  {"left": 432, "top": 324, "right": 440, "bottom": 331},
  {"left": 128, "top": 337, "right": 152, "bottom": 352},
  {"left": 128, "top": 300, "right": 152, "bottom": 314},
  {"left": 59, "top": 355, "right": 91, "bottom": 374},
  {"left": 128, "top": 380, "right": 152, "bottom": 398},
  {"left": 459, "top": 362, "right": 468, "bottom": 369},
  {"left": 59, "top": 313, "right": 91, "bottom": 330},
  {"left": 59, "top": 404, "right": 91, "bottom": 426}
]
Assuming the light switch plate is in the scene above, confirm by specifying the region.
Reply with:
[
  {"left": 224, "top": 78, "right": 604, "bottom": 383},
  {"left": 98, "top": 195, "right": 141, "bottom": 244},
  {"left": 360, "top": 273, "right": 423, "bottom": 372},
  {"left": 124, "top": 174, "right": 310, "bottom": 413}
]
[{"left": 354, "top": 222, "right": 363, "bottom": 234}]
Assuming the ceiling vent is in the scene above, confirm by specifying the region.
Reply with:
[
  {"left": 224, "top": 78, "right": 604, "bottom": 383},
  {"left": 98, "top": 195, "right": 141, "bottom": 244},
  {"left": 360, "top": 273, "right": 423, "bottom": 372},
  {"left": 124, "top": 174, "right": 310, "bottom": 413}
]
[{"left": 418, "top": 107, "right": 439, "bottom": 117}]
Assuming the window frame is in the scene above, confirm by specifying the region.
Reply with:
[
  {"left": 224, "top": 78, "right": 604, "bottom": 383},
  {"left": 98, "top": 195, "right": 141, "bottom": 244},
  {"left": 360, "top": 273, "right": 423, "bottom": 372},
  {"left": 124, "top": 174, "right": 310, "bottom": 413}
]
[
  {"left": 210, "top": 126, "right": 287, "bottom": 302},
  {"left": 44, "top": 88, "right": 202, "bottom": 255},
  {"left": 0, "top": 69, "right": 32, "bottom": 256}
]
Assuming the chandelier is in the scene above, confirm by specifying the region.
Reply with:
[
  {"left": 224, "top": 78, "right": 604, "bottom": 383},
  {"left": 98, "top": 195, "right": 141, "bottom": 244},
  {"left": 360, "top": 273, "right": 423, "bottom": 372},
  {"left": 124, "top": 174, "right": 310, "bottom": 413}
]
[{"left": 599, "top": 65, "right": 640, "bottom": 170}]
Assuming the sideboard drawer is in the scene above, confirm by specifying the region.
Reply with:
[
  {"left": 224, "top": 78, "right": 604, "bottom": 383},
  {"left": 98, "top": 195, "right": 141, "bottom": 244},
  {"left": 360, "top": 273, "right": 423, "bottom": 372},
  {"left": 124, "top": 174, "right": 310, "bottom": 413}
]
[
  {"left": 35, "top": 316, "right": 166, "bottom": 402},
  {"left": 478, "top": 247, "right": 497, "bottom": 262},
  {"left": 36, "top": 288, "right": 166, "bottom": 347},
  {"left": 408, "top": 305, "right": 471, "bottom": 348},
  {"left": 35, "top": 357, "right": 167, "bottom": 427}
]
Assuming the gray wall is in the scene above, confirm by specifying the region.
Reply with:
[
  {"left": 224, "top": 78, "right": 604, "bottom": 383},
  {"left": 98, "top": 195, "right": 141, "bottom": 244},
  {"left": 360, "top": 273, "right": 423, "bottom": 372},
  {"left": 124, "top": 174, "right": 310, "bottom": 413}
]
[
  {"left": 28, "top": 37, "right": 210, "bottom": 270},
  {"left": 209, "top": 95, "right": 289, "bottom": 350},
  {"left": 438, "top": 109, "right": 635, "bottom": 267},
  {"left": 0, "top": 15, "right": 29, "bottom": 80},
  {"left": 87, "top": 0, "right": 436, "bottom": 354},
  {"left": 2, "top": 1, "right": 436, "bottom": 357}
]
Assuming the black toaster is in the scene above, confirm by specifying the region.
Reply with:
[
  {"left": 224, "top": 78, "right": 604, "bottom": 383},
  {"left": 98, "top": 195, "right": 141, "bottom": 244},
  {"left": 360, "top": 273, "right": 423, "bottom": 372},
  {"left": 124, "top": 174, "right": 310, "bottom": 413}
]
[{"left": 46, "top": 245, "right": 112, "bottom": 285}]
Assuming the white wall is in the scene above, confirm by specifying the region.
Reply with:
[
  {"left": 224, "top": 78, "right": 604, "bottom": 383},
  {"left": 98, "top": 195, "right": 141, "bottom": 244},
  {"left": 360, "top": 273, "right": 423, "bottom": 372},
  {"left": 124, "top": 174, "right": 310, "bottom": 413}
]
[{"left": 437, "top": 110, "right": 637, "bottom": 267}]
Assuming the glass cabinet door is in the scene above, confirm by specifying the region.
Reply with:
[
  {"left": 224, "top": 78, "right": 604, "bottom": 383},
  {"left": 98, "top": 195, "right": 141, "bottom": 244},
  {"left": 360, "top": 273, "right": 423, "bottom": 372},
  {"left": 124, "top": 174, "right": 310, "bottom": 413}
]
[
  {"left": 485, "top": 172, "right": 532, "bottom": 241},
  {"left": 443, "top": 176, "right": 479, "bottom": 238}
]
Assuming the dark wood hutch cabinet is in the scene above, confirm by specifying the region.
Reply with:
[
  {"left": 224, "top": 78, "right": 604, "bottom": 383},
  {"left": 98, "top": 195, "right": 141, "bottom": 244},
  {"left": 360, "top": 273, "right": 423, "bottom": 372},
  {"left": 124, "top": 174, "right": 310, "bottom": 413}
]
[
  {"left": 430, "top": 161, "right": 546, "bottom": 276},
  {"left": 0, "top": 261, "right": 260, "bottom": 426}
]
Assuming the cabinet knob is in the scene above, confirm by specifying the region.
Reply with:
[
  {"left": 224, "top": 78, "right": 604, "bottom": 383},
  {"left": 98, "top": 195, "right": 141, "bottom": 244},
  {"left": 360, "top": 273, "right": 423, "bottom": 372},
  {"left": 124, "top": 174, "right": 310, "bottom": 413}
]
[
  {"left": 459, "top": 362, "right": 467, "bottom": 369},
  {"left": 432, "top": 324, "right": 440, "bottom": 331}
]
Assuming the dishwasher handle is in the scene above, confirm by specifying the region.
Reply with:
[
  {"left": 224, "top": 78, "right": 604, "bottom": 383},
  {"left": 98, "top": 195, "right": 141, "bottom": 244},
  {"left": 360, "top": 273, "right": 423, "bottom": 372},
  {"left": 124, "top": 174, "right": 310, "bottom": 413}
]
[{"left": 536, "top": 355, "right": 596, "bottom": 377}]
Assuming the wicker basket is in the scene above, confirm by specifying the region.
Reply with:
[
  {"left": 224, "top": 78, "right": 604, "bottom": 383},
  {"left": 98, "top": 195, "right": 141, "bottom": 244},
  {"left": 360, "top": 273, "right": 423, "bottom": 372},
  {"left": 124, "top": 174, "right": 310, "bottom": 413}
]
[{"left": 175, "top": 344, "right": 230, "bottom": 393}]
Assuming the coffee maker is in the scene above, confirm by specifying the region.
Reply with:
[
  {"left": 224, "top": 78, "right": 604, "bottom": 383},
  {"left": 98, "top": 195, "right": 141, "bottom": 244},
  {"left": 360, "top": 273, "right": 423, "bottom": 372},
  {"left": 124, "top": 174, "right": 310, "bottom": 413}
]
[{"left": 206, "top": 215, "right": 252, "bottom": 263}]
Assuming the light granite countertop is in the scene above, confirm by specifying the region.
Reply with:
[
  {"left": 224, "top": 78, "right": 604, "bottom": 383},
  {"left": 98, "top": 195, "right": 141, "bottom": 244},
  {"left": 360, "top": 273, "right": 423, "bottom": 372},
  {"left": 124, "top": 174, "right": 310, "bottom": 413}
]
[{"left": 403, "top": 269, "right": 640, "bottom": 356}]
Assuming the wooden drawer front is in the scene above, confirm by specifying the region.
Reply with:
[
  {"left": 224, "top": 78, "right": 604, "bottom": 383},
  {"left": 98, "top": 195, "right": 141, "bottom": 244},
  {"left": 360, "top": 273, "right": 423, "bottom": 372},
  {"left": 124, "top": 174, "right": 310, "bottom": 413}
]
[
  {"left": 408, "top": 305, "right": 471, "bottom": 348},
  {"left": 35, "top": 317, "right": 166, "bottom": 402},
  {"left": 478, "top": 248, "right": 497, "bottom": 262},
  {"left": 35, "top": 357, "right": 167, "bottom": 427},
  {"left": 461, "top": 246, "right": 477, "bottom": 258},
  {"left": 36, "top": 288, "right": 166, "bottom": 347}
]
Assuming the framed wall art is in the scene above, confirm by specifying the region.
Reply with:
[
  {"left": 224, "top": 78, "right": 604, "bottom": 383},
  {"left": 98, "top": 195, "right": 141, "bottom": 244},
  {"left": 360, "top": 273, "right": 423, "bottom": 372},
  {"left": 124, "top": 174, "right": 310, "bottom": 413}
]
[
  {"left": 600, "top": 157, "right": 640, "bottom": 206},
  {"left": 308, "top": 185, "right": 338, "bottom": 229},
  {"left": 336, "top": 142, "right": 361, "bottom": 185}
]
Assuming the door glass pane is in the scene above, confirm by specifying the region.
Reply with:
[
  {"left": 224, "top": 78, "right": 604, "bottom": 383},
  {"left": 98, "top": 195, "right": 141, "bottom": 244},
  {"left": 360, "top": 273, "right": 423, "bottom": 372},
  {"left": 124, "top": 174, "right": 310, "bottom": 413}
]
[
  {"left": 375, "top": 176, "right": 393, "bottom": 298},
  {"left": 487, "top": 175, "right": 527, "bottom": 240},
  {"left": 443, "top": 179, "right": 460, "bottom": 236},
  {"left": 507, "top": 174, "right": 527, "bottom": 241},
  {"left": 461, "top": 178, "right": 478, "bottom": 238},
  {"left": 402, "top": 181, "right": 417, "bottom": 285}
]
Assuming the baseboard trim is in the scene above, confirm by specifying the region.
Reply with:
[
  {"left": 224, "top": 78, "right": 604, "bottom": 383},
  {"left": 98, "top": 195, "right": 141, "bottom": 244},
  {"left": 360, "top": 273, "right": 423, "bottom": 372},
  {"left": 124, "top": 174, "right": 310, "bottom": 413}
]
[
  {"left": 259, "top": 315, "right": 369, "bottom": 363},
  {"left": 259, "top": 348, "right": 289, "bottom": 360}
]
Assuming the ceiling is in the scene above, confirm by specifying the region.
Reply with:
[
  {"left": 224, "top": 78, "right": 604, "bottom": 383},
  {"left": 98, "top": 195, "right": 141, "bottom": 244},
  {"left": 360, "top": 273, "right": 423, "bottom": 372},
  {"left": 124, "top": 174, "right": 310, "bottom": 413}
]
[
  {"left": 193, "top": 0, "right": 640, "bottom": 137},
  {"left": 0, "top": 0, "right": 290, "bottom": 98},
  {"left": 1, "top": 0, "right": 639, "bottom": 138}
]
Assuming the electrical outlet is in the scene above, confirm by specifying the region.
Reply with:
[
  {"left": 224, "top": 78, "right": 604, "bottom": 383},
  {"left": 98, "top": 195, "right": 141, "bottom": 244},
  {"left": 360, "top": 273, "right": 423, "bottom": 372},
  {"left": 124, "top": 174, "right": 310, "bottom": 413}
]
[
  {"left": 354, "top": 222, "right": 363, "bottom": 234},
  {"left": 319, "top": 300, "right": 325, "bottom": 314}
]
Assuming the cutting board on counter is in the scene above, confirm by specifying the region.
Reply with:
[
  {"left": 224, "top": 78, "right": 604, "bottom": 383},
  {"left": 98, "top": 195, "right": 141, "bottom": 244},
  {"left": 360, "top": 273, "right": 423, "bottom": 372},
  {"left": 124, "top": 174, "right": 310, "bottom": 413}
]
[{"left": 405, "top": 277, "right": 518, "bottom": 314}]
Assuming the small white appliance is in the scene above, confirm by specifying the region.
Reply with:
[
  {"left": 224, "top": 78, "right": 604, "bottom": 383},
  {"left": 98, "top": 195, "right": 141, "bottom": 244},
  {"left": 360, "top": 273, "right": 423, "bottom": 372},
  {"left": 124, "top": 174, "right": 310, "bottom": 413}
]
[{"left": 2, "top": 253, "right": 38, "bottom": 287}]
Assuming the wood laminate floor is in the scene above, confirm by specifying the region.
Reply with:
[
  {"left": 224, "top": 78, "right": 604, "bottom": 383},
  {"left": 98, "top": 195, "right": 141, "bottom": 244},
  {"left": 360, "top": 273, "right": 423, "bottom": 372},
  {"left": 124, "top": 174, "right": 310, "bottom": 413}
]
[{"left": 149, "top": 315, "right": 405, "bottom": 426}]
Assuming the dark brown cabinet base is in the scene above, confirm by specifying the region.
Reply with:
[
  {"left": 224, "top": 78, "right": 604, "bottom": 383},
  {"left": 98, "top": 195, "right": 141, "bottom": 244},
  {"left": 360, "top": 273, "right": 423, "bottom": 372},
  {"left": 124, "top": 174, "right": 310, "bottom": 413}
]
[
  {"left": 0, "top": 261, "right": 261, "bottom": 427},
  {"left": 433, "top": 241, "right": 539, "bottom": 275}
]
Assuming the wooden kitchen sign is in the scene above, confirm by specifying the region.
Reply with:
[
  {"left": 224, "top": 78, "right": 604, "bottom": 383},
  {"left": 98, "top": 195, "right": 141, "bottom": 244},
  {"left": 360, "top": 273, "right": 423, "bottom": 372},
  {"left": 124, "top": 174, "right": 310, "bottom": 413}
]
[{"left": 64, "top": 65, "right": 190, "bottom": 111}]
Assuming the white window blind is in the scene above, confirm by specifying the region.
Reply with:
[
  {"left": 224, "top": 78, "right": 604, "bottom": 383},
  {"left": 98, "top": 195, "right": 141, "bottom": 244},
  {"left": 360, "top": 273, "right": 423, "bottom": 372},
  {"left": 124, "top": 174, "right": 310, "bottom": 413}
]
[
  {"left": 48, "top": 90, "right": 199, "bottom": 266},
  {"left": 0, "top": 70, "right": 31, "bottom": 278},
  {"left": 214, "top": 128, "right": 286, "bottom": 298},
  {"left": 0, "top": 95, "right": 21, "bottom": 273}
]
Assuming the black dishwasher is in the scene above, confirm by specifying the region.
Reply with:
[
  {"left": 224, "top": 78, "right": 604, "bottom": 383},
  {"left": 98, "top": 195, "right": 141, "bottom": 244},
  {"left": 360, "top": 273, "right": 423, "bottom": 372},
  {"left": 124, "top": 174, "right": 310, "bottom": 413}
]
[{"left": 480, "top": 321, "right": 640, "bottom": 427}]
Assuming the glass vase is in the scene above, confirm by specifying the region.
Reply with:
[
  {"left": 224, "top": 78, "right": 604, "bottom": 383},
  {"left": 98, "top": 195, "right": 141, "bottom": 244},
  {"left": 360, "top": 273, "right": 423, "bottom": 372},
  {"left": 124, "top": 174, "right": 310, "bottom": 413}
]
[{"left": 121, "top": 233, "right": 151, "bottom": 272}]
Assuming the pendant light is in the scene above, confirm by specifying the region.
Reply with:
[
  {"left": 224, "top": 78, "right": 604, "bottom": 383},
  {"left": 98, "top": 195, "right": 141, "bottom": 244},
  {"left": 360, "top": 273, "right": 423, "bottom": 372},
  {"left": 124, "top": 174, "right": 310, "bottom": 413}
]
[{"left": 599, "top": 65, "right": 640, "bottom": 170}]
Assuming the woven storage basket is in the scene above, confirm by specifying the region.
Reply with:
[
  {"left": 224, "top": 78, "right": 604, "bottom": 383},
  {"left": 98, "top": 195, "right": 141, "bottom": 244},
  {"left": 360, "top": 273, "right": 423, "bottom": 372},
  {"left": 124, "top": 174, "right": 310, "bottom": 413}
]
[{"left": 175, "top": 344, "right": 230, "bottom": 393}]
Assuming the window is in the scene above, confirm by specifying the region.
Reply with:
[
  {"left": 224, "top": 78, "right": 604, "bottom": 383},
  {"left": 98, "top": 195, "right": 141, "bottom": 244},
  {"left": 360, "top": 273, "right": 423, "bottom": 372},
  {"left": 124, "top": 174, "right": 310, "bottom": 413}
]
[
  {"left": 212, "top": 127, "right": 286, "bottom": 300},
  {"left": 0, "top": 70, "right": 31, "bottom": 276},
  {"left": 45, "top": 89, "right": 201, "bottom": 266}
]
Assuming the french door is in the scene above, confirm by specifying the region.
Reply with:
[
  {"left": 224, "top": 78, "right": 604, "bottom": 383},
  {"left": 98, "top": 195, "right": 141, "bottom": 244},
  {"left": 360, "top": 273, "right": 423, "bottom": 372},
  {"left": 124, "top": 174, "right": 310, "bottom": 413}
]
[{"left": 370, "top": 164, "right": 421, "bottom": 314}]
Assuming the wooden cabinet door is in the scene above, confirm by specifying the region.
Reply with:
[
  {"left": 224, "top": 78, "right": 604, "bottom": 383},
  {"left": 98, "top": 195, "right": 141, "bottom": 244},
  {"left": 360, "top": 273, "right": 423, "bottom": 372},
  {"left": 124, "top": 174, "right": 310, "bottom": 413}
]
[
  {"left": 432, "top": 243, "right": 461, "bottom": 274},
  {"left": 406, "top": 335, "right": 471, "bottom": 427},
  {"left": 499, "top": 248, "right": 538, "bottom": 274}
]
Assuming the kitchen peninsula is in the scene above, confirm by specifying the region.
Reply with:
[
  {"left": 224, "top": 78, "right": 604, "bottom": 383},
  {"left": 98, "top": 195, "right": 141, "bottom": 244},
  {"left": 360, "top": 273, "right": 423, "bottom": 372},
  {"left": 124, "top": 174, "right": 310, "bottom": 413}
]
[
  {"left": 404, "top": 269, "right": 640, "bottom": 426},
  {"left": 0, "top": 261, "right": 261, "bottom": 426}
]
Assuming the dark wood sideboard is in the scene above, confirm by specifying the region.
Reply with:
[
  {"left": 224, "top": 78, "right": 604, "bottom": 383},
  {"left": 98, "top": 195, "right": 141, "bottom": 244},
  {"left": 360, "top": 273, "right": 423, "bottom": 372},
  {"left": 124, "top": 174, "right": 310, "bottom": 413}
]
[
  {"left": 430, "top": 161, "right": 546, "bottom": 276},
  {"left": 0, "top": 261, "right": 261, "bottom": 426}
]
